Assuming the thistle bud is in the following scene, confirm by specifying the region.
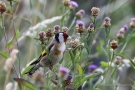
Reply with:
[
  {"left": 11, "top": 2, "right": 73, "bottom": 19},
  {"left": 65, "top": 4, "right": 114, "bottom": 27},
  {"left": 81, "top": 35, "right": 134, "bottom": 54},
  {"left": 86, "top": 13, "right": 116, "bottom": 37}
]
[
  {"left": 38, "top": 31, "right": 46, "bottom": 41},
  {"left": 70, "top": 38, "right": 80, "bottom": 48},
  {"left": 62, "top": 0, "right": 70, "bottom": 7},
  {"left": 91, "top": 7, "right": 100, "bottom": 18},
  {"left": 103, "top": 17, "right": 111, "bottom": 28},
  {"left": 87, "top": 23, "right": 94, "bottom": 33},
  {"left": 63, "top": 75, "right": 72, "bottom": 86},
  {"left": 62, "top": 26, "right": 68, "bottom": 32},
  {"left": 116, "top": 33, "right": 124, "bottom": 39},
  {"left": 75, "top": 9, "right": 85, "bottom": 19},
  {"left": 0, "top": 1, "right": 6, "bottom": 14},
  {"left": 123, "top": 25, "right": 128, "bottom": 31},
  {"left": 69, "top": 1, "right": 78, "bottom": 11},
  {"left": 110, "top": 40, "right": 118, "bottom": 50},
  {"left": 46, "top": 28, "right": 53, "bottom": 38},
  {"left": 114, "top": 56, "right": 122, "bottom": 65},
  {"left": 75, "top": 20, "right": 86, "bottom": 33},
  {"left": 53, "top": 25, "right": 60, "bottom": 34},
  {"left": 130, "top": 18, "right": 135, "bottom": 28},
  {"left": 59, "top": 67, "right": 70, "bottom": 78}
]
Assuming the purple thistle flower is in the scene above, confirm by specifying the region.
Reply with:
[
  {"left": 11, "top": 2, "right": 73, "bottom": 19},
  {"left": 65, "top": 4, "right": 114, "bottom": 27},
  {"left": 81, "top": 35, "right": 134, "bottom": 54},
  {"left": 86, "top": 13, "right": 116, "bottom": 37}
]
[
  {"left": 76, "top": 20, "right": 85, "bottom": 26},
  {"left": 88, "top": 64, "right": 97, "bottom": 71},
  {"left": 59, "top": 67, "right": 70, "bottom": 73},
  {"left": 119, "top": 29, "right": 125, "bottom": 34},
  {"left": 67, "top": 75, "right": 72, "bottom": 80},
  {"left": 131, "top": 18, "right": 135, "bottom": 22},
  {"left": 116, "top": 56, "right": 122, "bottom": 60},
  {"left": 123, "top": 25, "right": 128, "bottom": 31},
  {"left": 89, "top": 23, "right": 94, "bottom": 28},
  {"left": 54, "top": 25, "right": 60, "bottom": 30},
  {"left": 104, "top": 17, "right": 111, "bottom": 22},
  {"left": 70, "top": 1, "right": 78, "bottom": 8},
  {"left": 79, "top": 9, "right": 85, "bottom": 15},
  {"left": 66, "top": 87, "right": 73, "bottom": 90}
]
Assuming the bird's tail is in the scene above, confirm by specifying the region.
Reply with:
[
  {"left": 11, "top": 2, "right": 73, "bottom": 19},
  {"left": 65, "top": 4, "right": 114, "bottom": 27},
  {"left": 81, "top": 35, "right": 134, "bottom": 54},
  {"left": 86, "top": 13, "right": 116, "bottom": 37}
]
[{"left": 25, "top": 64, "right": 40, "bottom": 75}]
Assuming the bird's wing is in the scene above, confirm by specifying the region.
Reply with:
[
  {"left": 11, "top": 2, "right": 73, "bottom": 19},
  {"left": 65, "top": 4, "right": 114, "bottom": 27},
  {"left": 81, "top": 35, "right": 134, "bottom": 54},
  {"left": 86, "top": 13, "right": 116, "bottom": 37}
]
[{"left": 30, "top": 41, "right": 55, "bottom": 65}]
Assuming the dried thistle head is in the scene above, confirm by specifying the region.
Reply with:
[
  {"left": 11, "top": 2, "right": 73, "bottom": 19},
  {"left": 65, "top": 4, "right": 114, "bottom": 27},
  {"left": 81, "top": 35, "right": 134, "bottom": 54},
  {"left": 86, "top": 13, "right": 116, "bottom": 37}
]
[
  {"left": 75, "top": 20, "right": 86, "bottom": 33},
  {"left": 62, "top": 0, "right": 70, "bottom": 7},
  {"left": 69, "top": 1, "right": 78, "bottom": 11},
  {"left": 0, "top": 1, "right": 6, "bottom": 14},
  {"left": 53, "top": 25, "right": 60, "bottom": 34},
  {"left": 103, "top": 17, "right": 111, "bottom": 28},
  {"left": 88, "top": 23, "right": 94, "bottom": 33},
  {"left": 70, "top": 38, "right": 80, "bottom": 48},
  {"left": 75, "top": 9, "right": 85, "bottom": 19},
  {"left": 130, "top": 18, "right": 135, "bottom": 28},
  {"left": 46, "top": 28, "right": 53, "bottom": 38},
  {"left": 110, "top": 40, "right": 118, "bottom": 50},
  {"left": 38, "top": 31, "right": 46, "bottom": 41},
  {"left": 91, "top": 7, "right": 100, "bottom": 18},
  {"left": 62, "top": 26, "right": 68, "bottom": 32}
]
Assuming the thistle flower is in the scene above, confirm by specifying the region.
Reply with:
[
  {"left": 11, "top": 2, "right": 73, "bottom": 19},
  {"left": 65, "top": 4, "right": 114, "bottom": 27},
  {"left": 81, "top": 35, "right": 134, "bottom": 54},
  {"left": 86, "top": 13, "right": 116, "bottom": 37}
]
[
  {"left": 114, "top": 56, "right": 122, "bottom": 65},
  {"left": 4, "top": 49, "right": 19, "bottom": 72},
  {"left": 130, "top": 18, "right": 135, "bottom": 28},
  {"left": 75, "top": 20, "right": 86, "bottom": 33},
  {"left": 69, "top": 1, "right": 78, "bottom": 11},
  {"left": 46, "top": 28, "right": 53, "bottom": 38},
  {"left": 38, "top": 31, "right": 46, "bottom": 41},
  {"left": 53, "top": 25, "right": 60, "bottom": 34},
  {"left": 75, "top": 9, "right": 85, "bottom": 19},
  {"left": 59, "top": 67, "right": 70, "bottom": 78},
  {"left": 103, "top": 17, "right": 111, "bottom": 28},
  {"left": 87, "top": 23, "right": 94, "bottom": 33},
  {"left": 123, "top": 25, "right": 128, "bottom": 31},
  {"left": 70, "top": 38, "right": 80, "bottom": 48},
  {"left": 62, "top": 26, "right": 68, "bottom": 32},
  {"left": 66, "top": 87, "right": 73, "bottom": 90},
  {"left": 110, "top": 40, "right": 118, "bottom": 50},
  {"left": 0, "top": 1, "right": 6, "bottom": 14},
  {"left": 64, "top": 75, "right": 72, "bottom": 86},
  {"left": 91, "top": 7, "right": 100, "bottom": 18},
  {"left": 88, "top": 64, "right": 98, "bottom": 73},
  {"left": 62, "top": 0, "right": 70, "bottom": 7},
  {"left": 5, "top": 82, "right": 13, "bottom": 90}
]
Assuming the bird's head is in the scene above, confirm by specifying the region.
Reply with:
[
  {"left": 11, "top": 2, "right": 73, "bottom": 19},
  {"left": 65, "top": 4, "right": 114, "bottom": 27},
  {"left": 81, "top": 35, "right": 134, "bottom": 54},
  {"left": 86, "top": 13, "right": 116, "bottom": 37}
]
[{"left": 55, "top": 32, "right": 71, "bottom": 43}]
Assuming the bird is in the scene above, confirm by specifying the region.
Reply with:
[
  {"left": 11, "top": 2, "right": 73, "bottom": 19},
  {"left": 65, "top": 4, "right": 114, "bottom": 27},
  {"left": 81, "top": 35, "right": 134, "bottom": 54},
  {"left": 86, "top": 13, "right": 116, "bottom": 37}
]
[{"left": 25, "top": 32, "right": 71, "bottom": 75}]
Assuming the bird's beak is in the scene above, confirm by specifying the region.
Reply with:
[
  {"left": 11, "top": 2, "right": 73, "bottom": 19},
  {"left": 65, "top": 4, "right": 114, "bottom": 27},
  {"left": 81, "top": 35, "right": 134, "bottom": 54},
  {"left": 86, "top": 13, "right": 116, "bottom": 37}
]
[{"left": 67, "top": 36, "right": 72, "bottom": 40}]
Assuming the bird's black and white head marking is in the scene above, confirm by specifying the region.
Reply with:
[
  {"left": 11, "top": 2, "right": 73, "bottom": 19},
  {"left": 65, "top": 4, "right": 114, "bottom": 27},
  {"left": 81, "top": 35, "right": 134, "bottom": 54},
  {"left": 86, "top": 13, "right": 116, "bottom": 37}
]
[{"left": 55, "top": 32, "right": 69, "bottom": 43}]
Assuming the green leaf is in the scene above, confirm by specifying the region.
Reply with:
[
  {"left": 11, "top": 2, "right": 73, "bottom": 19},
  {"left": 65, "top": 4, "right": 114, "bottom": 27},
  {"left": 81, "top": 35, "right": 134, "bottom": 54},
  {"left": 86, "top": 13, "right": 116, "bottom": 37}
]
[
  {"left": 83, "top": 62, "right": 93, "bottom": 72},
  {"left": 111, "top": 66, "right": 117, "bottom": 78},
  {"left": 69, "top": 51, "right": 74, "bottom": 62},
  {"left": 15, "top": 29, "right": 20, "bottom": 39},
  {"left": 78, "top": 64, "right": 83, "bottom": 75},
  {"left": 100, "top": 45, "right": 107, "bottom": 58},
  {"left": 100, "top": 61, "right": 109, "bottom": 67},
  {"left": 95, "top": 20, "right": 103, "bottom": 29},
  {"left": 7, "top": 37, "right": 13, "bottom": 48},
  {"left": 74, "top": 72, "right": 100, "bottom": 89},
  {"left": 87, "top": 15, "right": 94, "bottom": 23},
  {"left": 9, "top": 6, "right": 13, "bottom": 13},
  {"left": 21, "top": 18, "right": 31, "bottom": 25},
  {"left": 21, "top": 65, "right": 33, "bottom": 78},
  {"left": 14, "top": 78, "right": 37, "bottom": 90},
  {"left": 0, "top": 51, "right": 9, "bottom": 59}
]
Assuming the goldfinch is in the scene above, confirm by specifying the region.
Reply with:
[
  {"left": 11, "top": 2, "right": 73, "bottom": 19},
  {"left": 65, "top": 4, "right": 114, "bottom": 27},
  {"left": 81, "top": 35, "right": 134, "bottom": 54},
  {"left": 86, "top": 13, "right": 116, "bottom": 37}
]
[{"left": 25, "top": 32, "right": 71, "bottom": 75}]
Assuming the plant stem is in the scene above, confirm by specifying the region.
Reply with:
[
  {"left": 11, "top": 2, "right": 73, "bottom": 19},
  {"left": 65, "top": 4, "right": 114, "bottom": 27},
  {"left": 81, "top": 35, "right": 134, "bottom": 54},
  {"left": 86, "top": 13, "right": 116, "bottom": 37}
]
[{"left": 10, "top": 2, "right": 21, "bottom": 77}]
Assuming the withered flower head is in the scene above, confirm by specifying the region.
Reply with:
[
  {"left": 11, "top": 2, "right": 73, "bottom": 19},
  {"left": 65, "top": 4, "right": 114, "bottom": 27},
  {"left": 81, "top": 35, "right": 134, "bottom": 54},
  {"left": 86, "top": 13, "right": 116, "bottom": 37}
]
[
  {"left": 38, "top": 31, "right": 46, "bottom": 41},
  {"left": 46, "top": 28, "right": 53, "bottom": 38},
  {"left": 53, "top": 25, "right": 60, "bottom": 34},
  {"left": 70, "top": 38, "right": 80, "bottom": 48},
  {"left": 114, "top": 56, "right": 122, "bottom": 65},
  {"left": 62, "top": 26, "right": 68, "bottom": 32},
  {"left": 88, "top": 23, "right": 94, "bottom": 33},
  {"left": 91, "top": 7, "right": 100, "bottom": 18},
  {"left": 0, "top": 1, "right": 6, "bottom": 14},
  {"left": 103, "top": 17, "right": 111, "bottom": 28},
  {"left": 75, "top": 9, "right": 85, "bottom": 19},
  {"left": 130, "top": 18, "right": 135, "bottom": 28},
  {"left": 63, "top": 75, "right": 72, "bottom": 86},
  {"left": 110, "top": 40, "right": 118, "bottom": 50},
  {"left": 75, "top": 20, "right": 86, "bottom": 33},
  {"left": 62, "top": 0, "right": 70, "bottom": 7}
]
